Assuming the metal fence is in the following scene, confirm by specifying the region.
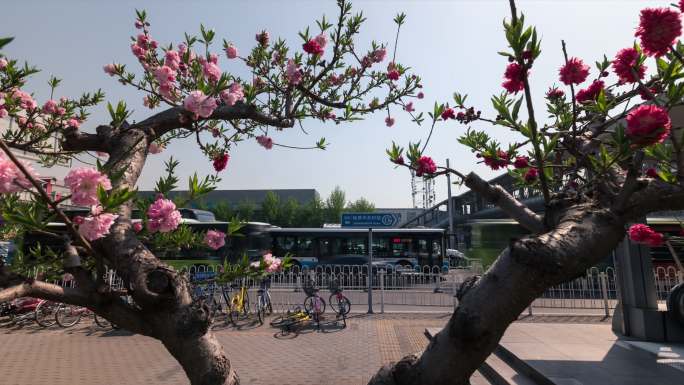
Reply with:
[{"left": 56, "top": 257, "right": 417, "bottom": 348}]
[{"left": 22, "top": 262, "right": 684, "bottom": 316}]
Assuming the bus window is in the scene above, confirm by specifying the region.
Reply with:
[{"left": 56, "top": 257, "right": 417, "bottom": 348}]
[
  {"left": 391, "top": 238, "right": 412, "bottom": 257},
  {"left": 372, "top": 237, "right": 390, "bottom": 258},
  {"left": 432, "top": 239, "right": 442, "bottom": 256},
  {"left": 319, "top": 238, "right": 335, "bottom": 258},
  {"left": 338, "top": 237, "right": 366, "bottom": 255},
  {"left": 275, "top": 236, "right": 296, "bottom": 252},
  {"left": 297, "top": 237, "right": 316, "bottom": 258}
]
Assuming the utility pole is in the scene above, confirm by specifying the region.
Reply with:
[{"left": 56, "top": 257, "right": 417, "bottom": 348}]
[
  {"left": 446, "top": 158, "right": 455, "bottom": 249},
  {"left": 367, "top": 228, "right": 374, "bottom": 314}
]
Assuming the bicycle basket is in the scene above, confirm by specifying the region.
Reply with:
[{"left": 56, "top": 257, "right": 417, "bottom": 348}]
[{"left": 302, "top": 279, "right": 317, "bottom": 296}]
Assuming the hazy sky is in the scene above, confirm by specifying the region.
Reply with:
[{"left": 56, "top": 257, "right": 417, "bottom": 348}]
[{"left": 2, "top": 0, "right": 665, "bottom": 207}]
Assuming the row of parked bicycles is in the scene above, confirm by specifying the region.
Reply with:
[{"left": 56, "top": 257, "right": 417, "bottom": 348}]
[
  {"left": 190, "top": 276, "right": 352, "bottom": 330},
  {"left": 0, "top": 297, "right": 116, "bottom": 329}
]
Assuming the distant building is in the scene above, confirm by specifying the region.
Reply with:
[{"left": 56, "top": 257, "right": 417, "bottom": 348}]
[{"left": 138, "top": 189, "right": 319, "bottom": 209}]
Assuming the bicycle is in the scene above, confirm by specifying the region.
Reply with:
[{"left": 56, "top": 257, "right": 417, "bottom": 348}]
[
  {"left": 255, "top": 277, "right": 273, "bottom": 325},
  {"left": 302, "top": 277, "right": 326, "bottom": 323},
  {"left": 224, "top": 279, "right": 250, "bottom": 325},
  {"left": 191, "top": 279, "right": 225, "bottom": 320},
  {"left": 328, "top": 279, "right": 351, "bottom": 318},
  {"left": 54, "top": 303, "right": 112, "bottom": 329},
  {"left": 34, "top": 299, "right": 59, "bottom": 327},
  {"left": 270, "top": 306, "right": 311, "bottom": 336}
]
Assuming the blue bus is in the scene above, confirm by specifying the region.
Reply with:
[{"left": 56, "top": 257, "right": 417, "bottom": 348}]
[{"left": 267, "top": 227, "right": 446, "bottom": 270}]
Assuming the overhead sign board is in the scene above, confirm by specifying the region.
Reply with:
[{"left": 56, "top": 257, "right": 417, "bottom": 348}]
[{"left": 341, "top": 213, "right": 401, "bottom": 228}]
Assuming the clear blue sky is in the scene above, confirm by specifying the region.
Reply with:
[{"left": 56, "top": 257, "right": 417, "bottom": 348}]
[{"left": 3, "top": 0, "right": 664, "bottom": 207}]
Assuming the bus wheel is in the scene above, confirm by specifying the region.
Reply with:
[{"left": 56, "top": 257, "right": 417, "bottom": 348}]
[
  {"left": 667, "top": 283, "right": 684, "bottom": 326},
  {"left": 290, "top": 261, "right": 301, "bottom": 271},
  {"left": 397, "top": 260, "right": 413, "bottom": 269}
]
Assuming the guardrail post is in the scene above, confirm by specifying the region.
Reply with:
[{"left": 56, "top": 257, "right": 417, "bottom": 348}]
[
  {"left": 295, "top": 275, "right": 301, "bottom": 292},
  {"left": 368, "top": 228, "right": 374, "bottom": 314},
  {"left": 527, "top": 304, "right": 532, "bottom": 316},
  {"left": 380, "top": 269, "right": 385, "bottom": 314},
  {"left": 600, "top": 272, "right": 610, "bottom": 318}
]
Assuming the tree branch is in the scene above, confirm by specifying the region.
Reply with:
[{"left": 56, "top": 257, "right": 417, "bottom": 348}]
[{"left": 464, "top": 172, "right": 545, "bottom": 233}]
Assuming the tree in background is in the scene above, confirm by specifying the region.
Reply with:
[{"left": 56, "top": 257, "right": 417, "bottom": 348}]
[
  {"left": 235, "top": 200, "right": 257, "bottom": 222},
  {"left": 325, "top": 185, "right": 346, "bottom": 223},
  {"left": 0, "top": 1, "right": 420, "bottom": 384},
  {"left": 260, "top": 191, "right": 280, "bottom": 224},
  {"left": 346, "top": 197, "right": 375, "bottom": 212}
]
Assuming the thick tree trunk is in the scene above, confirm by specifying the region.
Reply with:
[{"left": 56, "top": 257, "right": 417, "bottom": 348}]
[
  {"left": 369, "top": 204, "right": 625, "bottom": 385},
  {"left": 162, "top": 329, "right": 239, "bottom": 385}
]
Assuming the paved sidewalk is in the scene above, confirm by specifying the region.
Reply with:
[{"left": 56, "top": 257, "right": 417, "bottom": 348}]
[
  {"left": 0, "top": 314, "right": 621, "bottom": 385},
  {"left": 500, "top": 323, "right": 684, "bottom": 385},
  {"left": 0, "top": 314, "right": 449, "bottom": 385}
]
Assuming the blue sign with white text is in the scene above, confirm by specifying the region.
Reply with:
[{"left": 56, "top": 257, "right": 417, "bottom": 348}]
[{"left": 341, "top": 213, "right": 401, "bottom": 228}]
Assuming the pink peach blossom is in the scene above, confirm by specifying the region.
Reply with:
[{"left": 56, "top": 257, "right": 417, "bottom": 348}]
[
  {"left": 103, "top": 63, "right": 117, "bottom": 76},
  {"left": 147, "top": 198, "right": 182, "bottom": 233},
  {"left": 256, "top": 135, "right": 273, "bottom": 149},
  {"left": 64, "top": 167, "right": 112, "bottom": 207},
  {"left": 78, "top": 212, "right": 118, "bottom": 241},
  {"left": 286, "top": 59, "right": 302, "bottom": 85},
  {"left": 203, "top": 61, "right": 221, "bottom": 83},
  {"left": 204, "top": 230, "right": 226, "bottom": 250},
  {"left": 42, "top": 99, "right": 58, "bottom": 115},
  {"left": 164, "top": 50, "right": 181, "bottom": 70},
  {"left": 183, "top": 90, "right": 218, "bottom": 119},
  {"left": 225, "top": 43, "right": 238, "bottom": 59},
  {"left": 0, "top": 153, "right": 35, "bottom": 194}
]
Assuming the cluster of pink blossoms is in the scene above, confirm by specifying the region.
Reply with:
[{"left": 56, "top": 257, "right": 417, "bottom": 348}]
[
  {"left": 385, "top": 116, "right": 395, "bottom": 127},
  {"left": 575, "top": 80, "right": 604, "bottom": 103},
  {"left": 183, "top": 90, "right": 218, "bottom": 120},
  {"left": 611, "top": 47, "right": 646, "bottom": 84},
  {"left": 204, "top": 230, "right": 226, "bottom": 250},
  {"left": 361, "top": 47, "right": 387, "bottom": 68},
  {"left": 635, "top": 7, "right": 682, "bottom": 57},
  {"left": 146, "top": 197, "right": 182, "bottom": 233},
  {"left": 628, "top": 224, "right": 665, "bottom": 247},
  {"left": 220, "top": 82, "right": 244, "bottom": 107},
  {"left": 0, "top": 153, "right": 35, "bottom": 194},
  {"left": 76, "top": 207, "right": 118, "bottom": 241},
  {"left": 251, "top": 253, "right": 283, "bottom": 273},
  {"left": 213, "top": 153, "right": 230, "bottom": 172},
  {"left": 225, "top": 43, "right": 238, "bottom": 59},
  {"left": 286, "top": 59, "right": 302, "bottom": 85},
  {"left": 481, "top": 150, "right": 509, "bottom": 170},
  {"left": 523, "top": 168, "right": 538, "bottom": 183},
  {"left": 415, "top": 156, "right": 437, "bottom": 177},
  {"left": 546, "top": 87, "right": 565, "bottom": 100},
  {"left": 625, "top": 105, "right": 671, "bottom": 147},
  {"left": 256, "top": 135, "right": 273, "bottom": 150},
  {"left": 559, "top": 57, "right": 590, "bottom": 85},
  {"left": 64, "top": 167, "right": 112, "bottom": 207},
  {"left": 513, "top": 156, "right": 529, "bottom": 169},
  {"left": 303, "top": 34, "right": 327, "bottom": 56},
  {"left": 502, "top": 63, "right": 526, "bottom": 94}
]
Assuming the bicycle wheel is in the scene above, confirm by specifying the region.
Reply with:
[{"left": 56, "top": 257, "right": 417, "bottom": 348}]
[
  {"left": 242, "top": 291, "right": 250, "bottom": 317},
  {"left": 329, "top": 294, "right": 351, "bottom": 316},
  {"left": 304, "top": 296, "right": 326, "bottom": 315},
  {"left": 55, "top": 304, "right": 82, "bottom": 328},
  {"left": 265, "top": 291, "right": 273, "bottom": 315},
  {"left": 269, "top": 314, "right": 288, "bottom": 328},
  {"left": 94, "top": 314, "right": 112, "bottom": 329},
  {"left": 256, "top": 297, "right": 265, "bottom": 325},
  {"left": 35, "top": 301, "right": 58, "bottom": 327}
]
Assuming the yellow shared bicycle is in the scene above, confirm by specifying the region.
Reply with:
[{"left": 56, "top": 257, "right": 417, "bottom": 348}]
[{"left": 223, "top": 280, "right": 250, "bottom": 325}]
